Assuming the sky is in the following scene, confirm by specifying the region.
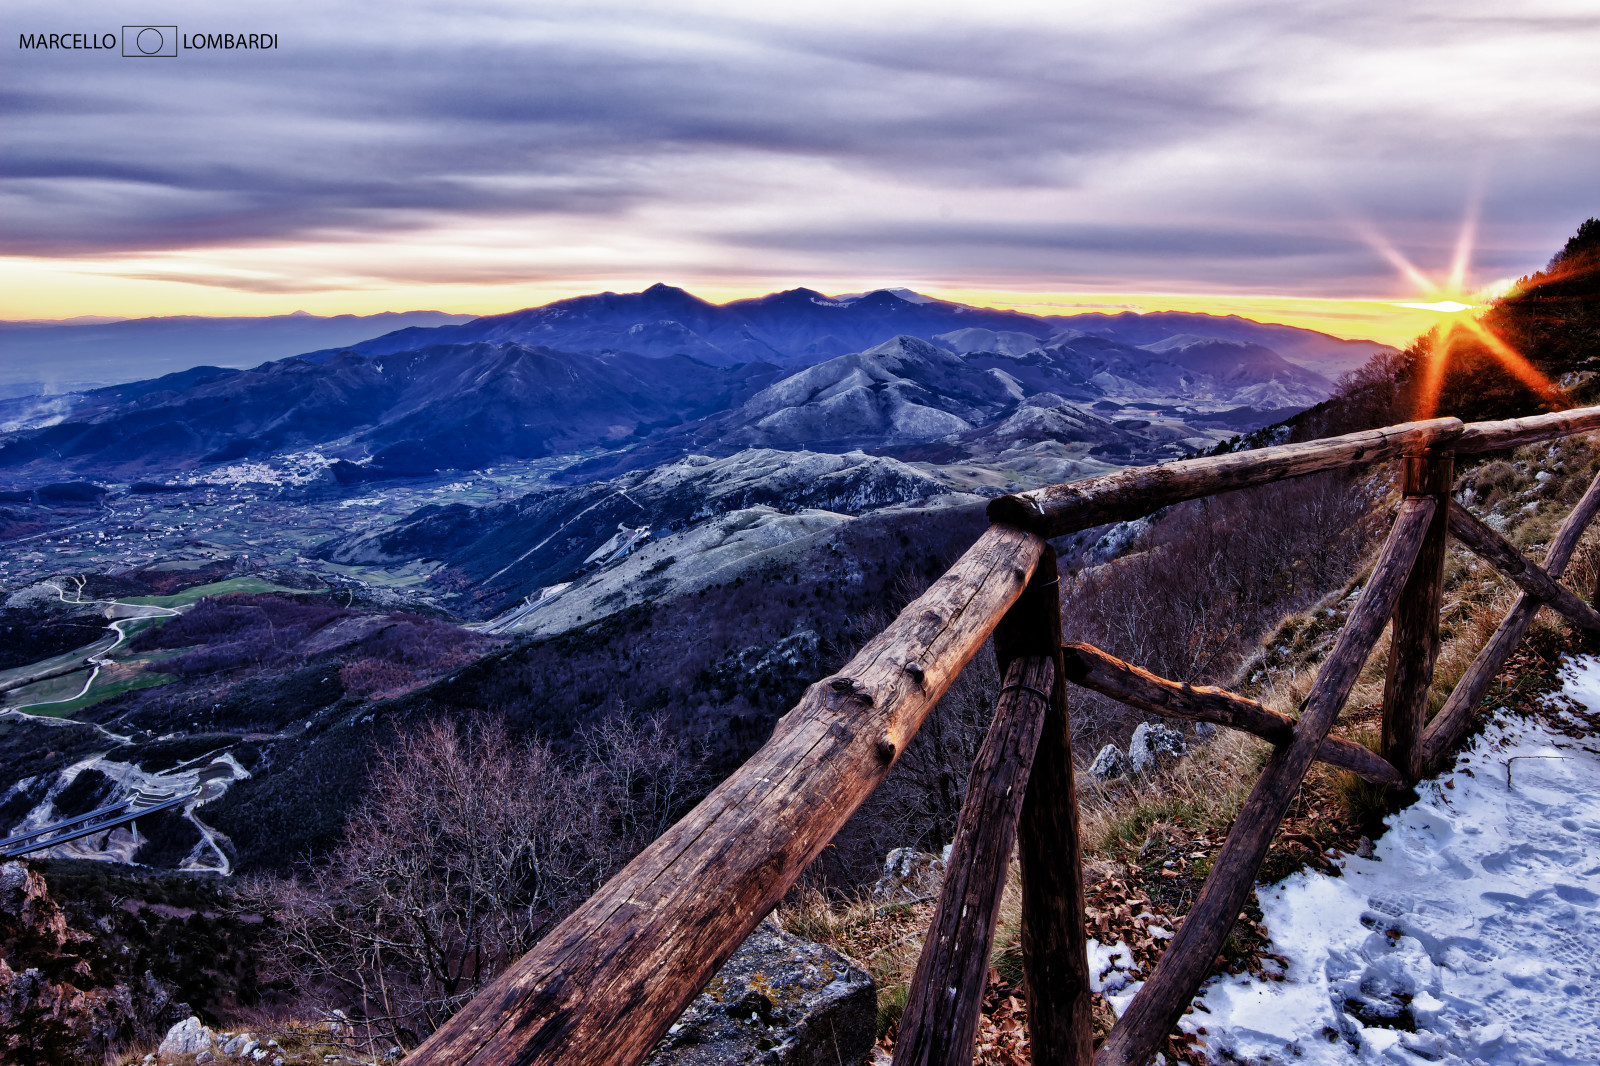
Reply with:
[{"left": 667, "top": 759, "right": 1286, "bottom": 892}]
[{"left": 4, "top": 0, "right": 1600, "bottom": 345}]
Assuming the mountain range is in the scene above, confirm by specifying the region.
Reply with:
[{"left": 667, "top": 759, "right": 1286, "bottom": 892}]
[
  {"left": 299, "top": 283, "right": 1385, "bottom": 375},
  {"left": 0, "top": 286, "right": 1379, "bottom": 483}
]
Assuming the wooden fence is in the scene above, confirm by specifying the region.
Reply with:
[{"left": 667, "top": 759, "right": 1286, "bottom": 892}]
[{"left": 407, "top": 406, "right": 1600, "bottom": 1066}]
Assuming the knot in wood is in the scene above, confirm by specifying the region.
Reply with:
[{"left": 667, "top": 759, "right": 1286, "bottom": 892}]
[
  {"left": 903, "top": 662, "right": 925, "bottom": 682},
  {"left": 875, "top": 735, "right": 896, "bottom": 763},
  {"left": 828, "top": 676, "right": 874, "bottom": 705}
]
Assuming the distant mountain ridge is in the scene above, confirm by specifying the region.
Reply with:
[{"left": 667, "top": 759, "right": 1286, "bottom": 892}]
[
  {"left": 296, "top": 283, "right": 1390, "bottom": 375},
  {"left": 1, "top": 286, "right": 1390, "bottom": 396},
  {"left": 297, "top": 284, "right": 1074, "bottom": 368},
  {"left": 0, "top": 310, "right": 475, "bottom": 393}
]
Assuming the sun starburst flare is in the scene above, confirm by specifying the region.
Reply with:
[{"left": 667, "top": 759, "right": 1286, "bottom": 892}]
[{"left": 1361, "top": 203, "right": 1564, "bottom": 420}]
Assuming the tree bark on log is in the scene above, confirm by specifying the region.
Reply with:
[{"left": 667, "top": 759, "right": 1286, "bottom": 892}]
[
  {"left": 405, "top": 524, "right": 1046, "bottom": 1066},
  {"left": 1060, "top": 642, "right": 1404, "bottom": 787},
  {"left": 1445, "top": 500, "right": 1600, "bottom": 632},
  {"left": 1095, "top": 498, "right": 1437, "bottom": 1066},
  {"left": 1381, "top": 450, "right": 1453, "bottom": 782},
  {"left": 1453, "top": 407, "right": 1600, "bottom": 455},
  {"left": 986, "top": 418, "right": 1462, "bottom": 538},
  {"left": 996, "top": 548, "right": 1095, "bottom": 1065},
  {"left": 893, "top": 656, "right": 1054, "bottom": 1066},
  {"left": 1422, "top": 468, "right": 1600, "bottom": 767}
]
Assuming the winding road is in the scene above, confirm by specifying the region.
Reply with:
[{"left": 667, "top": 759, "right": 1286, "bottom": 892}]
[{"left": 0, "top": 579, "right": 245, "bottom": 873}]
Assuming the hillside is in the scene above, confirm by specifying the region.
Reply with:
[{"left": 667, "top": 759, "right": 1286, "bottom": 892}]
[{"left": 0, "top": 345, "right": 783, "bottom": 478}]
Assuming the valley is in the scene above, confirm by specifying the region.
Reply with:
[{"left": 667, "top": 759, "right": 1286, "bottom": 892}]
[{"left": 0, "top": 286, "right": 1384, "bottom": 886}]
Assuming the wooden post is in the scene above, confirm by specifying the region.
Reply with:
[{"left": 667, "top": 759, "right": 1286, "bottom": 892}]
[
  {"left": 994, "top": 548, "right": 1094, "bottom": 1066},
  {"left": 893, "top": 656, "right": 1054, "bottom": 1066},
  {"left": 1096, "top": 498, "right": 1436, "bottom": 1066},
  {"left": 1381, "top": 448, "right": 1453, "bottom": 783}
]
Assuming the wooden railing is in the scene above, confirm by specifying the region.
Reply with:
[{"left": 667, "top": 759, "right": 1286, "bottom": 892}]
[{"left": 407, "top": 406, "right": 1600, "bottom": 1066}]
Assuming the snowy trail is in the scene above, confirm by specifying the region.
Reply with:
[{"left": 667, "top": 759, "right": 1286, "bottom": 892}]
[{"left": 1191, "top": 657, "right": 1600, "bottom": 1065}]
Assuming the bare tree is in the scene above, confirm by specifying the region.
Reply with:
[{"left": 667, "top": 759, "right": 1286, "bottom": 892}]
[{"left": 246, "top": 712, "right": 702, "bottom": 1048}]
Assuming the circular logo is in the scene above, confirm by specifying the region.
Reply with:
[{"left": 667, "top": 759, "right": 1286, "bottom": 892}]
[{"left": 136, "top": 26, "right": 165, "bottom": 54}]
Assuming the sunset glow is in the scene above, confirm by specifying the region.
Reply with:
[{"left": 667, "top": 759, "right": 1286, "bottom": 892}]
[
  {"left": 4, "top": 0, "right": 1597, "bottom": 355},
  {"left": 1394, "top": 300, "right": 1475, "bottom": 313},
  {"left": 0, "top": 258, "right": 1518, "bottom": 350},
  {"left": 1361, "top": 209, "right": 1564, "bottom": 419}
]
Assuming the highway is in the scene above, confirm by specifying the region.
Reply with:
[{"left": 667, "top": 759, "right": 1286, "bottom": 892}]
[{"left": 0, "top": 783, "right": 202, "bottom": 859}]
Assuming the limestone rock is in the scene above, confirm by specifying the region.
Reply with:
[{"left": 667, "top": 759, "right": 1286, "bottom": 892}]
[
  {"left": 1127, "top": 722, "right": 1186, "bottom": 775},
  {"left": 871, "top": 847, "right": 945, "bottom": 902},
  {"left": 159, "top": 1016, "right": 215, "bottom": 1057},
  {"left": 648, "top": 919, "right": 876, "bottom": 1066},
  {"left": 0, "top": 861, "right": 69, "bottom": 948},
  {"left": 1089, "top": 743, "right": 1128, "bottom": 781},
  {"left": 1, "top": 861, "right": 183, "bottom": 1062}
]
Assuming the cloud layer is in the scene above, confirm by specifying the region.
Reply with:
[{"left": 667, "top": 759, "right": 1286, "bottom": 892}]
[{"left": 5, "top": 0, "right": 1599, "bottom": 301}]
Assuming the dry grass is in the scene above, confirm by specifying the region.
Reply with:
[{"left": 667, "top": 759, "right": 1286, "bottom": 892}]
[{"left": 110, "top": 1015, "right": 399, "bottom": 1066}]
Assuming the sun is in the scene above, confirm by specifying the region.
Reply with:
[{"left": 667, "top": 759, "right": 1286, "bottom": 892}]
[
  {"left": 1394, "top": 300, "right": 1475, "bottom": 313},
  {"left": 1358, "top": 204, "right": 1563, "bottom": 419}
]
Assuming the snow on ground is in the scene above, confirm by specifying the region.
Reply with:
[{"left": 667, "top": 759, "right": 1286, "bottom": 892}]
[{"left": 1192, "top": 656, "right": 1600, "bottom": 1065}]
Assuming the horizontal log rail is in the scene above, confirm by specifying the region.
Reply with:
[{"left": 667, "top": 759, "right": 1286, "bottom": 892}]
[
  {"left": 986, "top": 417, "right": 1462, "bottom": 539},
  {"left": 1454, "top": 407, "right": 1600, "bottom": 454},
  {"left": 417, "top": 405, "right": 1600, "bottom": 1066},
  {"left": 1061, "top": 642, "right": 1405, "bottom": 787},
  {"left": 988, "top": 404, "right": 1600, "bottom": 540},
  {"left": 1445, "top": 500, "right": 1600, "bottom": 633}
]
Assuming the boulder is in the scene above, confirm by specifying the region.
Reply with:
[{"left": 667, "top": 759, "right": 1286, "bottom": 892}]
[
  {"left": 871, "top": 847, "right": 945, "bottom": 902},
  {"left": 1127, "top": 722, "right": 1186, "bottom": 775},
  {"left": 1089, "top": 743, "right": 1128, "bottom": 781},
  {"left": 159, "top": 1016, "right": 215, "bottom": 1057},
  {"left": 648, "top": 919, "right": 876, "bottom": 1066}
]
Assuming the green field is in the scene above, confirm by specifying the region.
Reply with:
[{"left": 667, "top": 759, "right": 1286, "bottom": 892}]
[
  {"left": 121, "top": 576, "right": 328, "bottom": 608},
  {"left": 11, "top": 670, "right": 174, "bottom": 718},
  {"left": 0, "top": 634, "right": 116, "bottom": 689}
]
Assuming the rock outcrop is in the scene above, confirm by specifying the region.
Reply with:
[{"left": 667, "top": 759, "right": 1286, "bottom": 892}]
[
  {"left": 157, "top": 1015, "right": 214, "bottom": 1057},
  {"left": 1127, "top": 722, "right": 1187, "bottom": 775},
  {"left": 648, "top": 919, "right": 877, "bottom": 1066},
  {"left": 0, "top": 861, "right": 184, "bottom": 1066},
  {"left": 1088, "top": 722, "right": 1188, "bottom": 781}
]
